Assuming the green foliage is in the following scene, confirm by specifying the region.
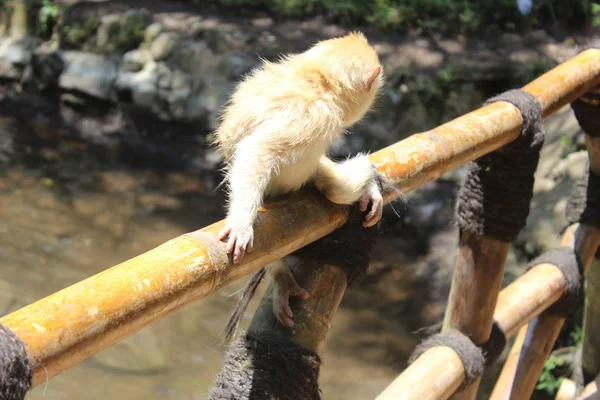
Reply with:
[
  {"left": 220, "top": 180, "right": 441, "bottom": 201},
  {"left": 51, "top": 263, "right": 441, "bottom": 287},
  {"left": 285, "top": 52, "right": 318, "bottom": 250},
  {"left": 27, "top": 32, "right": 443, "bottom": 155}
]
[
  {"left": 569, "top": 324, "right": 582, "bottom": 345},
  {"left": 37, "top": 0, "right": 59, "bottom": 38},
  {"left": 536, "top": 354, "right": 564, "bottom": 395},
  {"left": 593, "top": 3, "right": 600, "bottom": 27},
  {"left": 207, "top": 0, "right": 593, "bottom": 35},
  {"left": 108, "top": 12, "right": 148, "bottom": 52},
  {"left": 60, "top": 16, "right": 99, "bottom": 49}
]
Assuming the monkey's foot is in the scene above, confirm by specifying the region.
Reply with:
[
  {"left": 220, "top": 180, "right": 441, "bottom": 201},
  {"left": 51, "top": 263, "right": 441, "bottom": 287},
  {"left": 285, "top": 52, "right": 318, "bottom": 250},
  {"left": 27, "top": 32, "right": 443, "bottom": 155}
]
[
  {"left": 359, "top": 180, "right": 383, "bottom": 228},
  {"left": 218, "top": 221, "right": 254, "bottom": 264},
  {"left": 272, "top": 268, "right": 309, "bottom": 328}
]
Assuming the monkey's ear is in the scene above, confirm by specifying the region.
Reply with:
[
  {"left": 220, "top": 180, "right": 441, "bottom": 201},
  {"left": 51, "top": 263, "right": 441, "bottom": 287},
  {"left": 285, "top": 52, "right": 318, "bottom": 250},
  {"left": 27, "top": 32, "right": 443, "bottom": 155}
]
[{"left": 364, "top": 66, "right": 382, "bottom": 92}]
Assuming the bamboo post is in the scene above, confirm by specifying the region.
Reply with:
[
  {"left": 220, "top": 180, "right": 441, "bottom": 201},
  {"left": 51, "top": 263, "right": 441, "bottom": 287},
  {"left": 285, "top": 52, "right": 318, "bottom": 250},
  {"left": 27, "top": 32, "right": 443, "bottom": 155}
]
[
  {"left": 490, "top": 125, "right": 600, "bottom": 400},
  {"left": 582, "top": 257, "right": 600, "bottom": 382},
  {"left": 556, "top": 378, "right": 578, "bottom": 400},
  {"left": 442, "top": 233, "right": 511, "bottom": 400},
  {"left": 375, "top": 225, "right": 578, "bottom": 400},
  {"left": 0, "top": 50, "right": 599, "bottom": 388},
  {"left": 581, "top": 376, "right": 600, "bottom": 400},
  {"left": 209, "top": 209, "right": 376, "bottom": 399},
  {"left": 558, "top": 375, "right": 600, "bottom": 400},
  {"left": 582, "top": 136, "right": 600, "bottom": 382},
  {"left": 490, "top": 163, "right": 600, "bottom": 399},
  {"left": 376, "top": 347, "right": 465, "bottom": 400},
  {"left": 441, "top": 87, "right": 548, "bottom": 400}
]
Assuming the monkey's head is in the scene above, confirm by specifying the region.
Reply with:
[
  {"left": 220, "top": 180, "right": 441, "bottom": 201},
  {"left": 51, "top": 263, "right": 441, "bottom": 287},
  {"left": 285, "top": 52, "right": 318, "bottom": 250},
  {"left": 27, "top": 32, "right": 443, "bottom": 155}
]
[{"left": 305, "top": 32, "right": 384, "bottom": 127}]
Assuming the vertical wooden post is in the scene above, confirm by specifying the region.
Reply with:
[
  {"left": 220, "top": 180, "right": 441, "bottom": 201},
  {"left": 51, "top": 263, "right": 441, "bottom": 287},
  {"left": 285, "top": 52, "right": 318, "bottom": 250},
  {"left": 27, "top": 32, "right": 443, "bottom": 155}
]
[
  {"left": 582, "top": 135, "right": 600, "bottom": 382},
  {"left": 209, "top": 209, "right": 378, "bottom": 399},
  {"left": 443, "top": 89, "right": 546, "bottom": 400},
  {"left": 580, "top": 375, "right": 600, "bottom": 399},
  {"left": 491, "top": 326, "right": 528, "bottom": 399},
  {"left": 555, "top": 378, "right": 578, "bottom": 400},
  {"left": 247, "top": 259, "right": 347, "bottom": 353},
  {"left": 582, "top": 258, "right": 600, "bottom": 382},
  {"left": 442, "top": 233, "right": 511, "bottom": 399},
  {"left": 490, "top": 223, "right": 600, "bottom": 399}
]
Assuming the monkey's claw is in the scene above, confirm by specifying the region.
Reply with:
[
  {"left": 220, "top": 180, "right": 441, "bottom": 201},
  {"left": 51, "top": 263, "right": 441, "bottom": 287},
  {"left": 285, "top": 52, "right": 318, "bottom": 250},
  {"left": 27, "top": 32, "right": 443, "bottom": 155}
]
[
  {"left": 218, "top": 222, "right": 254, "bottom": 264},
  {"left": 272, "top": 269, "right": 309, "bottom": 328},
  {"left": 359, "top": 181, "right": 383, "bottom": 228}
]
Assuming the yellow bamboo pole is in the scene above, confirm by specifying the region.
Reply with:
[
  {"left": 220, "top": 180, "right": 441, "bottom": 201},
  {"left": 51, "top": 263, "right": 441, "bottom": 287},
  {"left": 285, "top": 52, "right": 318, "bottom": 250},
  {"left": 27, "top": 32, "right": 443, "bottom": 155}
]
[
  {"left": 557, "top": 375, "right": 600, "bottom": 400},
  {"left": 443, "top": 234, "right": 511, "bottom": 400},
  {"left": 583, "top": 258, "right": 600, "bottom": 382},
  {"left": 376, "top": 346, "right": 465, "bottom": 400},
  {"left": 491, "top": 132, "right": 600, "bottom": 400},
  {"left": 582, "top": 136, "right": 600, "bottom": 382},
  {"left": 556, "top": 377, "right": 578, "bottom": 400},
  {"left": 1, "top": 49, "right": 600, "bottom": 389},
  {"left": 491, "top": 225, "right": 600, "bottom": 399},
  {"left": 377, "top": 224, "right": 578, "bottom": 400},
  {"left": 580, "top": 376, "right": 600, "bottom": 400}
]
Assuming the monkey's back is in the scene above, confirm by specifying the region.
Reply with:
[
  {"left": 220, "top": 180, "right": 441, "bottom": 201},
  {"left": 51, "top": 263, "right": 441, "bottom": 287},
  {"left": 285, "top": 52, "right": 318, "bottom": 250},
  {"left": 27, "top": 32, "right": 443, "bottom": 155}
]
[{"left": 212, "top": 56, "right": 344, "bottom": 162}]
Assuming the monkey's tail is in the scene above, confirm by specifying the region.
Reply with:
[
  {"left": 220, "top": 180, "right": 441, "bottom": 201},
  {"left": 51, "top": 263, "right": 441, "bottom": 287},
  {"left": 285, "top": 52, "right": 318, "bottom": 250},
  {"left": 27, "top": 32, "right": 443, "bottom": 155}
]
[{"left": 223, "top": 267, "right": 266, "bottom": 344}]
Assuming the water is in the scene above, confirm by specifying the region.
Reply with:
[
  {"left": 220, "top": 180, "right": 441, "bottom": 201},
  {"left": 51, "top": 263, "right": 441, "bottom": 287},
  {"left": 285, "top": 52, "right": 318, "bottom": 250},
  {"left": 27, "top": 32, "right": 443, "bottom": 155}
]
[{"left": 0, "top": 112, "right": 425, "bottom": 399}]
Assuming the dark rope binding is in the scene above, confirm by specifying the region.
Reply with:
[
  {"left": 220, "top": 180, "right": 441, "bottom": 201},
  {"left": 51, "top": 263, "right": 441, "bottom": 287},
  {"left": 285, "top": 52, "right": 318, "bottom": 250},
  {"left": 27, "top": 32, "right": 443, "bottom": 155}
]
[
  {"left": 566, "top": 166, "right": 600, "bottom": 229},
  {"left": 571, "top": 84, "right": 600, "bottom": 138},
  {"left": 223, "top": 183, "right": 381, "bottom": 342},
  {"left": 456, "top": 89, "right": 545, "bottom": 242},
  {"left": 413, "top": 321, "right": 506, "bottom": 366},
  {"left": 527, "top": 247, "right": 583, "bottom": 316},
  {"left": 0, "top": 325, "right": 32, "bottom": 400},
  {"left": 209, "top": 332, "right": 322, "bottom": 400},
  {"left": 408, "top": 330, "right": 485, "bottom": 387}
]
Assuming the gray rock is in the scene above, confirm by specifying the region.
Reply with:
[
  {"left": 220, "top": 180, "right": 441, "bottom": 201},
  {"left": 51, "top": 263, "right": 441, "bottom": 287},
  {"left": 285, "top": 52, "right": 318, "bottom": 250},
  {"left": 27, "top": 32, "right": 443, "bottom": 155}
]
[
  {"left": 0, "top": 37, "right": 36, "bottom": 80},
  {"left": 150, "top": 32, "right": 179, "bottom": 61},
  {"left": 115, "top": 62, "right": 159, "bottom": 110},
  {"left": 96, "top": 14, "right": 121, "bottom": 50},
  {"left": 155, "top": 62, "right": 173, "bottom": 90},
  {"left": 120, "top": 48, "right": 151, "bottom": 72},
  {"left": 225, "top": 53, "right": 257, "bottom": 78},
  {"left": 59, "top": 51, "right": 118, "bottom": 100},
  {"left": 171, "top": 40, "right": 219, "bottom": 78},
  {"left": 144, "top": 22, "right": 163, "bottom": 43},
  {"left": 185, "top": 20, "right": 204, "bottom": 37}
]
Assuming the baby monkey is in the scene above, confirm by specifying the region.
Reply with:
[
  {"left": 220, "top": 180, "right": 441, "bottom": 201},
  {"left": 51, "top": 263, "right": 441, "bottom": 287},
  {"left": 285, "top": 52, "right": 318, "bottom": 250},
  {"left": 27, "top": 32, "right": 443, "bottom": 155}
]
[{"left": 213, "top": 32, "right": 385, "bottom": 335}]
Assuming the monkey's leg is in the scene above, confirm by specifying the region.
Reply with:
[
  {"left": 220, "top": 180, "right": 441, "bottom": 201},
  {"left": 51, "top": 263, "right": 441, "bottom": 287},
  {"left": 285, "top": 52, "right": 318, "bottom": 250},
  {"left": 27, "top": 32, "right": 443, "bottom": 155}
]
[
  {"left": 218, "top": 137, "right": 277, "bottom": 263},
  {"left": 313, "top": 155, "right": 383, "bottom": 227},
  {"left": 269, "top": 257, "right": 310, "bottom": 327}
]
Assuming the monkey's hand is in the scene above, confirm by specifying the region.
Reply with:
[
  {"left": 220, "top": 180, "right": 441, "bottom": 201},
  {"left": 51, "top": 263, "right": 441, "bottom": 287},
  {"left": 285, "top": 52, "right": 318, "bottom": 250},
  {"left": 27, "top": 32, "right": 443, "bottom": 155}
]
[
  {"left": 218, "top": 221, "right": 254, "bottom": 264},
  {"left": 271, "top": 265, "right": 309, "bottom": 328},
  {"left": 359, "top": 179, "right": 383, "bottom": 228}
]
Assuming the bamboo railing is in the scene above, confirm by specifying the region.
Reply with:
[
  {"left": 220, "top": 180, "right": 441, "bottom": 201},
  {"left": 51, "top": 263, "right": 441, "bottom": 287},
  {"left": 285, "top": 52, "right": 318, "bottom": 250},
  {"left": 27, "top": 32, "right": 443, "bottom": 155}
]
[
  {"left": 490, "top": 124, "right": 600, "bottom": 400},
  {"left": 1, "top": 49, "right": 599, "bottom": 392}
]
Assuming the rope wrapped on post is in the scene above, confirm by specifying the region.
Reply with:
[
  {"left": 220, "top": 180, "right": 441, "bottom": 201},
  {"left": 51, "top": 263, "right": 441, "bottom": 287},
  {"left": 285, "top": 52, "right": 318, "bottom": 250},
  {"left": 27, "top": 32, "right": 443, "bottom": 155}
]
[
  {"left": 526, "top": 248, "right": 583, "bottom": 316},
  {"left": 566, "top": 166, "right": 600, "bottom": 229},
  {"left": 414, "top": 321, "right": 506, "bottom": 366},
  {"left": 437, "top": 89, "right": 545, "bottom": 399},
  {"left": 209, "top": 333, "right": 321, "bottom": 400},
  {"left": 455, "top": 89, "right": 545, "bottom": 241},
  {"left": 571, "top": 84, "right": 600, "bottom": 138},
  {"left": 210, "top": 206, "right": 379, "bottom": 399},
  {"left": 0, "top": 325, "right": 32, "bottom": 400},
  {"left": 408, "top": 330, "right": 485, "bottom": 387}
]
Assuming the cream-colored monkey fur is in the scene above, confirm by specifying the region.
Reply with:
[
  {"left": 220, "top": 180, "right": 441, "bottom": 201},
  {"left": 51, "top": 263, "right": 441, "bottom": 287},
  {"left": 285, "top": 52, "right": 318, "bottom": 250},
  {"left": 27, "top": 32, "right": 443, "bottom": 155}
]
[
  {"left": 214, "top": 32, "right": 385, "bottom": 331},
  {"left": 213, "top": 32, "right": 384, "bottom": 262}
]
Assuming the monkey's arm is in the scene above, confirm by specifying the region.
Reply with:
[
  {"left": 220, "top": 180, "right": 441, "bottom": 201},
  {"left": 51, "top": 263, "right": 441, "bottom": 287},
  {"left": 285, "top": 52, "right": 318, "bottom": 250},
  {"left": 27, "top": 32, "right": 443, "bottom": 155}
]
[
  {"left": 313, "top": 155, "right": 383, "bottom": 227},
  {"left": 218, "top": 135, "right": 278, "bottom": 263}
]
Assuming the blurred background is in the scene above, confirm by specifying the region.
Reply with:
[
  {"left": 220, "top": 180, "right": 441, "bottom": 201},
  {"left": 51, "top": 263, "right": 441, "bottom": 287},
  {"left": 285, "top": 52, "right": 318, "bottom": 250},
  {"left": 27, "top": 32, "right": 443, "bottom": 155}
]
[{"left": 0, "top": 0, "right": 598, "bottom": 398}]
